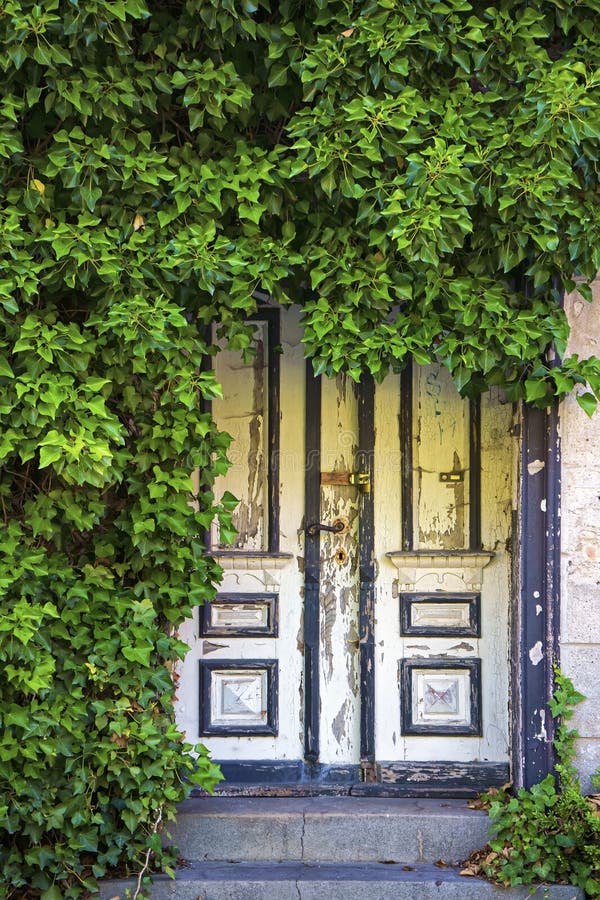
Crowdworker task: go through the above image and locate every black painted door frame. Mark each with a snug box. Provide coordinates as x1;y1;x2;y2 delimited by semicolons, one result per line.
514;402;561;790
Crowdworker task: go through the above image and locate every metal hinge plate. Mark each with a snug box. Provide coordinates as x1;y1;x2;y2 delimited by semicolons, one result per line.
360;760;381;783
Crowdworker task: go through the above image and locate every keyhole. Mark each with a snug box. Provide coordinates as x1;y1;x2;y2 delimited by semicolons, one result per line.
334;547;348;565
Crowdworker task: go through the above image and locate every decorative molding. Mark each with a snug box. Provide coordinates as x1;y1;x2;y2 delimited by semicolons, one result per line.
400;657;482;736
200;593;278;638
210;551;293;571
199;660;278;736
400;592;480;637
386;550;494;591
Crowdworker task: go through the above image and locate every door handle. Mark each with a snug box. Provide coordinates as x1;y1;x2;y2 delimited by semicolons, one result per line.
306;520;345;537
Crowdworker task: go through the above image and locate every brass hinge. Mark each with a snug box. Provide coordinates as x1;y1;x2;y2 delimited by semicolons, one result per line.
360;760;381;783
349;472;371;492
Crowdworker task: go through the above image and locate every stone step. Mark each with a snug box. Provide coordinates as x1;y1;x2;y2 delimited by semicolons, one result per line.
164;797;491;864
98;861;584;899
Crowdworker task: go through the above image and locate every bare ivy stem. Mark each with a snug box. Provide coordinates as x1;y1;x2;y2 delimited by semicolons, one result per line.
132;808;163;900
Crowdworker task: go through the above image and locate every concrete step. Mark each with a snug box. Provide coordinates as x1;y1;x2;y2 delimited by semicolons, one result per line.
165;797;491;864
98;861;584;899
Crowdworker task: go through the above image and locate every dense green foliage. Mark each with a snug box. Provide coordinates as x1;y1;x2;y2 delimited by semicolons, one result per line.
1;0;600;896
475;671;600;896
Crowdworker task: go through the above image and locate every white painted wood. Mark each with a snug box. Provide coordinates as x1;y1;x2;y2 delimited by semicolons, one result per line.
373;374;405;759
318;375;360;763
176;308;306;761
413;364;470;550
477;388;514;763
374;372;513;764
211;322;269;551
178;309;514;774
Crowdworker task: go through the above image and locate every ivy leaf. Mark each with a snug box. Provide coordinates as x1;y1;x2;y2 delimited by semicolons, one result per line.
0;355;14;378
39;445;63;469
40;887;63;900
576;392;597;417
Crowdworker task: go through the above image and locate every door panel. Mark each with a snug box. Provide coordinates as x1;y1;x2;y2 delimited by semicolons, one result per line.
210;321;270;551
411;364;471;550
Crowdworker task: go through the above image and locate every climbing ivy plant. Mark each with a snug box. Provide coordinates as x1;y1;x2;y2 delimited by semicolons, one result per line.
465;670;600;895
1;0;600;896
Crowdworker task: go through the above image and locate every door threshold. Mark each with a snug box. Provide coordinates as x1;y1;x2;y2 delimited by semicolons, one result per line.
197;783;490;799
197;760;509;798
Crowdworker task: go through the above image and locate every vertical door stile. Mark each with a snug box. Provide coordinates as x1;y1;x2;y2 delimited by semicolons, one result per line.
304;362;321;764
358;375;376;772
469;396;482;550
400;365;414;552
318;376;361;766
264;310;281;553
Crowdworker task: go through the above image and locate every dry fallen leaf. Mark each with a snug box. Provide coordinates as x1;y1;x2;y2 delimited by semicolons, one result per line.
110;731;128;749
586;793;600;812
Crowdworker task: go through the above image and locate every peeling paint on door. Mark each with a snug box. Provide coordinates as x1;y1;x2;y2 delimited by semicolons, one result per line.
177;307;514;779
414;365;470;550
211;322;268;550
374;374;513;765
318;374;360;762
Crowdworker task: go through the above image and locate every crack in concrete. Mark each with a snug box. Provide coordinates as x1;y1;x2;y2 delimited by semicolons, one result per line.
300;810;306;860
295;810;307;898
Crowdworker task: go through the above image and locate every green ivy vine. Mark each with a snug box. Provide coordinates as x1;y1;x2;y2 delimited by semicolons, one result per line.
467;670;600;896
1;0;600;896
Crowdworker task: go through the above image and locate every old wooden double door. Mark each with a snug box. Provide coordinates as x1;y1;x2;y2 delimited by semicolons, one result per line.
177;306;515;794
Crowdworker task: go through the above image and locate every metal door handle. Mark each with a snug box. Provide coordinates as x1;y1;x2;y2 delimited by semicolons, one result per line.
306;520;345;536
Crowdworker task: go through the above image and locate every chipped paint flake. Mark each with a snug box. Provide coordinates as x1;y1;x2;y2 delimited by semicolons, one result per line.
202;640;229;654
529;641;544;666
527;459;545;476
533;708;547;742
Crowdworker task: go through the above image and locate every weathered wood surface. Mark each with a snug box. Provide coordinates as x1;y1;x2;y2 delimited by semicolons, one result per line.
178;308;515;787
318;374;360;764
374;372;513;765
211;322;269;551
176;308;306;763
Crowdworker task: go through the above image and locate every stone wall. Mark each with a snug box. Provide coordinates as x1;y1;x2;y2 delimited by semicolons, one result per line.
561;283;600;791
